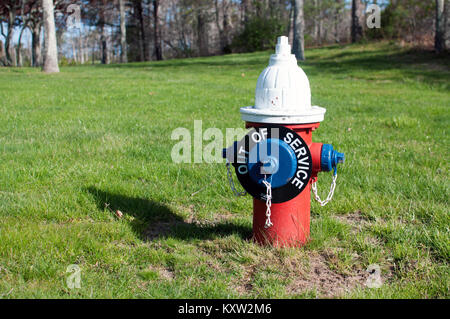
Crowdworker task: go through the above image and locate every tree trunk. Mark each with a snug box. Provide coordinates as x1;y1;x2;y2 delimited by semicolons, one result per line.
79;34;85;64
153;0;162;60
84;36;89;63
334;0;342;43
91;37;96;64
314;0;322;46
119;0;128;62
197;10;209;56
214;0;222;46
5;10;16;66
444;0;450;51
0;40;5;66
215;0;230;53
287;3;293;39
241;0;250;24
135;0;149;61
293;0;305;61
351;0;363;43
222;12;230;52
42;0;59;73
435;0;445;52
222;1;231;52
99;3;109;65
318;16;323;46
100;24;109;64
72;35;78;63
17;25;28;67
31;24;42;67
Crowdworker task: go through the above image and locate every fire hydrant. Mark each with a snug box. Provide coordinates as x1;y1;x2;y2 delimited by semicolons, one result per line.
223;36;344;247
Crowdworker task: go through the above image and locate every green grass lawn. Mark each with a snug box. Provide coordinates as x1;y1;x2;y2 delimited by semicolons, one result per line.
0;42;448;298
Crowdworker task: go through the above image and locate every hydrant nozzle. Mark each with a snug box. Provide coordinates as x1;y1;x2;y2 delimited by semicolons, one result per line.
321;144;345;174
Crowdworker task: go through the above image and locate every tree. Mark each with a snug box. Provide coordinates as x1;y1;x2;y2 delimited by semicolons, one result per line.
16;22;27;67
133;0;149;61
334;0;343;43
293;0;305;61
351;0;363;42
435;0;450;53
14;0;45;67
241;0;250;24
445;0;450;51
196;4;210;56
99;0;109;64
28;0;43;67
380;0;434;46
0;40;4;65
0;1;21;66
82;0;115;64
16;2;28;67
314;0;323;46
119;0;127;62
214;0;231;53
1;0;441;67
42;0;59;72
153;0;162;60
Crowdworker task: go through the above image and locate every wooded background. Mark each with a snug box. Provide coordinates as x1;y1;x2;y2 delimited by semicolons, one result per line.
0;0;448;69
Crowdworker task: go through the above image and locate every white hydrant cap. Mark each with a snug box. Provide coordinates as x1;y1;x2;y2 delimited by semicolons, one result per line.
240;36;326;124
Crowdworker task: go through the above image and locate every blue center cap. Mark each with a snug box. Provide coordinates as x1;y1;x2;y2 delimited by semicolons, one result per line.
248;138;297;188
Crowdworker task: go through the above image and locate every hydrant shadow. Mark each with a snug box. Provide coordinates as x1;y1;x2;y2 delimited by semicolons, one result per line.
86;187;252;242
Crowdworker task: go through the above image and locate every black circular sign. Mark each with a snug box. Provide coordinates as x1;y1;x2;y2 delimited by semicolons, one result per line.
231;125;312;203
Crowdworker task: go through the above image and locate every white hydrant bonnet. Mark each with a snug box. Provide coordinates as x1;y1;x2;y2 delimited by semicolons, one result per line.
240;36;326;124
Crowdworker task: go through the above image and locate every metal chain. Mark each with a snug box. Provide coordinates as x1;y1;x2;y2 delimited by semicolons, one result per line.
311;174;338;206
226;162;246;197
262;176;273;229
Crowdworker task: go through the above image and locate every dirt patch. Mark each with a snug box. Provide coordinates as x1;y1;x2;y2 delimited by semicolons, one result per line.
334;210;369;225
333;210;372;234
231;248;368;298
333;211;386;247
234;265;257;295
184;211;234;226
156;266;175;280
137;265;175;286
287;253;367;297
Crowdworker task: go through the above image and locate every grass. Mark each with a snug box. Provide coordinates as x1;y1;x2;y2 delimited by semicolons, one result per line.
0;42;449;298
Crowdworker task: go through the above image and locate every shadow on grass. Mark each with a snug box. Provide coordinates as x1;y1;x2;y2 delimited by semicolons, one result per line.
304;46;450;89
86;187;251;242
95;43;449;89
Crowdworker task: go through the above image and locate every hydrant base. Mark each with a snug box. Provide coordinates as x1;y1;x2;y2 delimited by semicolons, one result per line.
252;185;311;247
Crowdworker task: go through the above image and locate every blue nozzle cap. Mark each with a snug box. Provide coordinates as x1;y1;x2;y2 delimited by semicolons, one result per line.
336;152;345;164
321;144;345;173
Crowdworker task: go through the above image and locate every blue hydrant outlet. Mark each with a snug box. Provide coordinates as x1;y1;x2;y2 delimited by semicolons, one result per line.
321;144;345;173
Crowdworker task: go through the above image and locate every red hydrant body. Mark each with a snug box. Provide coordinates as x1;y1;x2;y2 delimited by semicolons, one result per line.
247;122;322;247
